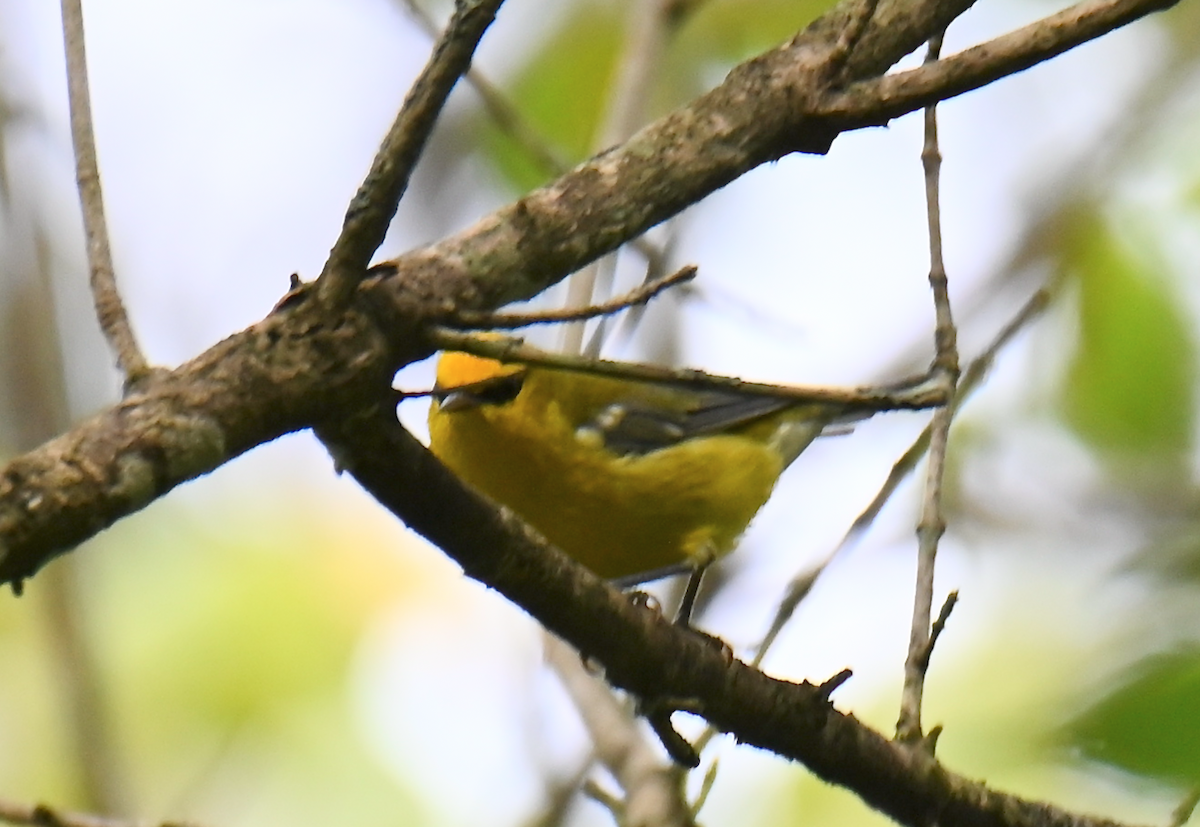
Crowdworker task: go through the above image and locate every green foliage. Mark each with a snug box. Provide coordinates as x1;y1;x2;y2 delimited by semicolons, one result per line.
0;494;429;826
1067;649;1200;786
485;3;625;190
667;0;836;89
484;0;836;191
1061;212;1195;463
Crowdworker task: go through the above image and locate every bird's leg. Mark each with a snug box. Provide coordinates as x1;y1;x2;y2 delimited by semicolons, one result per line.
674;546;715;628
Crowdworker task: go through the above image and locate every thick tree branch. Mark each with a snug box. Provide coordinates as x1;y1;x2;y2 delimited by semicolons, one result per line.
0;290;399;588
819;0;1177;123
371;0;1174;318
315;403;1147;827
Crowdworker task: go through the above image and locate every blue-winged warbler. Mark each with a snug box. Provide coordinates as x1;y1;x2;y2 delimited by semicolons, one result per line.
428;346;850;579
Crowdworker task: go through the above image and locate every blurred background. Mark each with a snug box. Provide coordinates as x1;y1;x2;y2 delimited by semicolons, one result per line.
1;0;1200;824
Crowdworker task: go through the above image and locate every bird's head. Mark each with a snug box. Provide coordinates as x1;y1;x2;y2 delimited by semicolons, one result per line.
433;350;527;412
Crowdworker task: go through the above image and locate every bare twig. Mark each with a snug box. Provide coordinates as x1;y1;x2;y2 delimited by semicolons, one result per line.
316;0;506;308
0;799;200;827
752;278;1057;666
689;758;719;818
581;780;624;818
561;0;680;354
60;0;149;386
818;0;1178;125
544;635;694;827
920;589;959;672
395;0;572;177
450;265;696;329
897;31;959;745
426;329;949;410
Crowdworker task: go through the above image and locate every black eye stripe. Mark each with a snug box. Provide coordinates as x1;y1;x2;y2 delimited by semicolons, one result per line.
435;370;527;406
471;372;526;404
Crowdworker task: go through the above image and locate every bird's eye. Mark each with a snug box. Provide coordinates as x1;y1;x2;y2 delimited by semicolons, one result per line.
469;372;526;404
435;370;526;411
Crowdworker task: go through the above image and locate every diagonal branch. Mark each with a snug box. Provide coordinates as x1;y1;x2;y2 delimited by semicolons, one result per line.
315;403;1150;827
819;0;1178;124
316;0;506;308
374;0;1175;319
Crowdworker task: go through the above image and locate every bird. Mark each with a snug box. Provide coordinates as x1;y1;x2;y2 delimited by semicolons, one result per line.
427;343;854;581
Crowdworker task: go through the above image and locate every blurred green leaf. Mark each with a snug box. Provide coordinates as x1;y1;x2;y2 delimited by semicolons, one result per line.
678;0;829;58
1066;649;1200;785
483;0;835;192
485;2;626;191
1062;213;1195;460
1185;175;1200;212
670;0;836;72
64;493;435;824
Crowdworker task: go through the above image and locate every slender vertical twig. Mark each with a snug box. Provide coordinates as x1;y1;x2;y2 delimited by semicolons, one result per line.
317;0;506;309
751;280;1055;669
897;30;959;744
60;0;149;386
560;0;678;354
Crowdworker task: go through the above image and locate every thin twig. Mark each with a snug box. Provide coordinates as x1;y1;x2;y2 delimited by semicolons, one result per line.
581;780;624;818
561;0;679;354
316;0;506;309
450;265;696;329
817;0;1179;125
395;0;572;177
919;589;959;672
0;799;200;827
751;279;1056;667
426;329;949;411
897;31;958;745
60;0;149;386
689;758;719;819
544;635;693;827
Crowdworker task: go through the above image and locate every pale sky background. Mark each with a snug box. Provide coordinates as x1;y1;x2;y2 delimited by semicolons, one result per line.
0;1;1182;825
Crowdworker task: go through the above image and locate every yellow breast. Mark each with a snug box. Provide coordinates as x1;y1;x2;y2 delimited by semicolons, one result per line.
428;364;784;578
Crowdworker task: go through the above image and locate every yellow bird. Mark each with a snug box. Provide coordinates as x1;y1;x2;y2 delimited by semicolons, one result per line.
428;346;852;580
